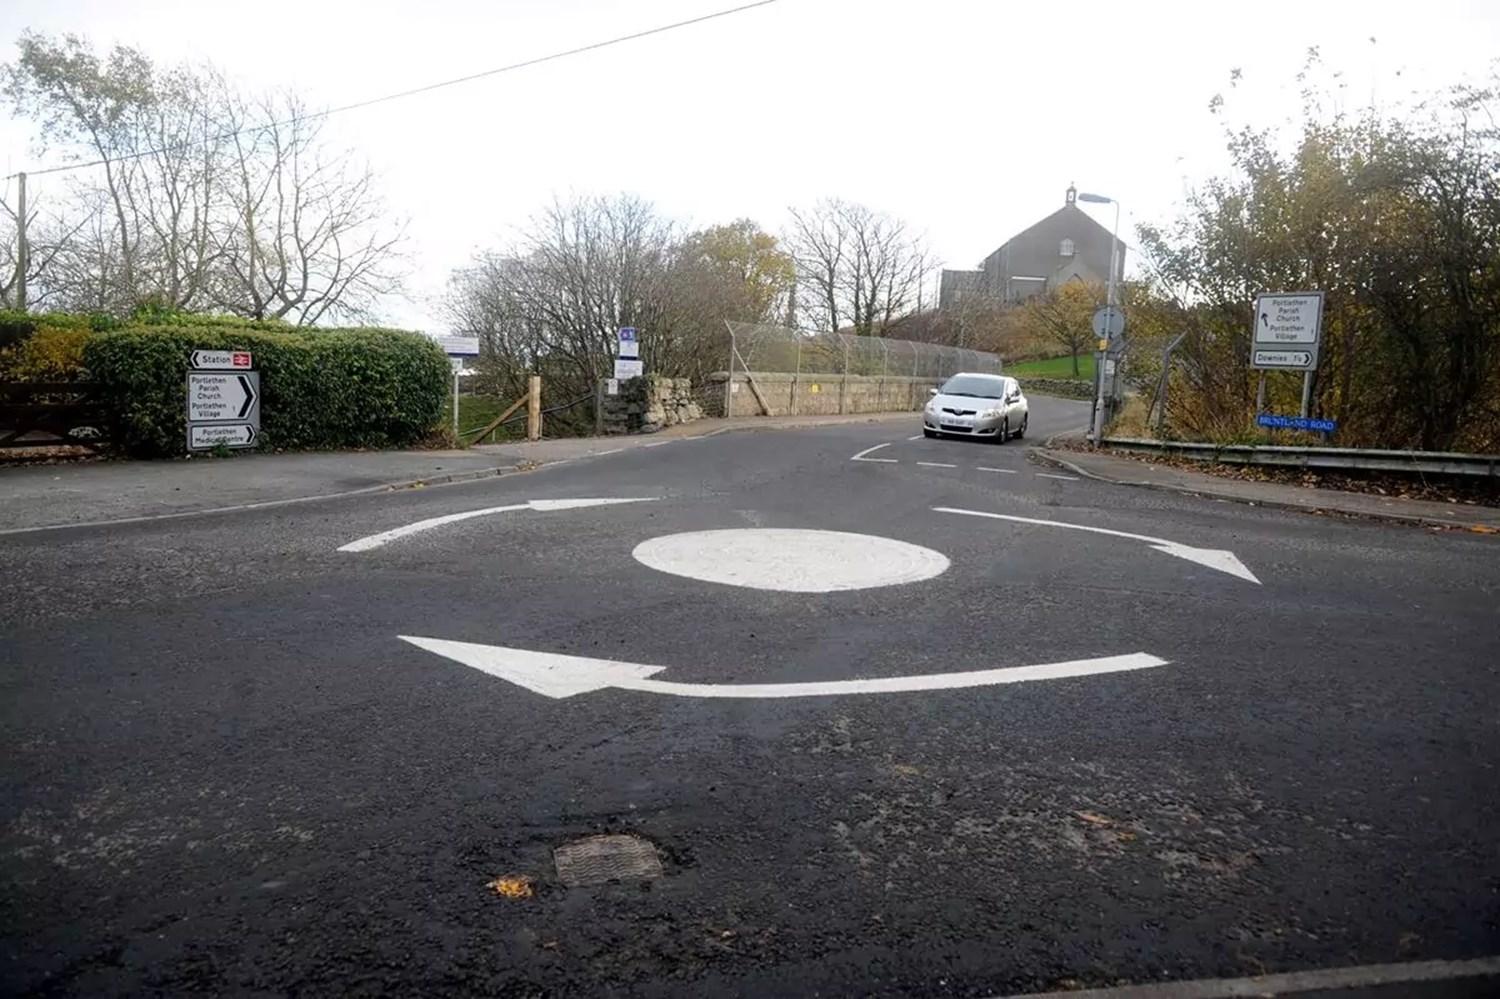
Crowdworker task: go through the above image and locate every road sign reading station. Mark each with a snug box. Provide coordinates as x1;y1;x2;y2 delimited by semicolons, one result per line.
191;350;252;370
1092;306;1126;340
435;335;479;356
189;423;258;448
1251;292;1323;369
614;358;644;380
617;327;640;359
1257;414;1336;432
188;372;259;423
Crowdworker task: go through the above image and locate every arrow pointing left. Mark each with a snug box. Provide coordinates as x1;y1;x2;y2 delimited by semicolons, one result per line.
399;636;1171;700
338;497;656;552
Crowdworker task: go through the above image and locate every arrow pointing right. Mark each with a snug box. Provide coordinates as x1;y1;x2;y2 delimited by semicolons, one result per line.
934;507;1260;584
236;374;257;418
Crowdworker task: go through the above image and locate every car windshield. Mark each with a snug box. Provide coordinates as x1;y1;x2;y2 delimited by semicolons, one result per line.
939;375;1006;399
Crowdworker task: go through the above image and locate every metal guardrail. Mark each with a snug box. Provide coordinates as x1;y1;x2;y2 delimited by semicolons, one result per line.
1102;437;1500;478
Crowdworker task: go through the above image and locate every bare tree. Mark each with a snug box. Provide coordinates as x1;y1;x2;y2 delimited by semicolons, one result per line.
785;198;931;335
3;31;405;322
213;90;404;324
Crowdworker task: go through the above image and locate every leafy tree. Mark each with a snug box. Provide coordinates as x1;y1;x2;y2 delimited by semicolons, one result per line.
1135;56;1500;450
1012;280;1099;376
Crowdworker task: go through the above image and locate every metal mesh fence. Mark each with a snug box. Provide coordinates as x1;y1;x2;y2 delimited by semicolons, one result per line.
716;322;1003;418
725;322;1001;379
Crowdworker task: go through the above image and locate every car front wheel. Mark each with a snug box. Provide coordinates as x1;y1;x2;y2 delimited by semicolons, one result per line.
1013;414;1027;440
993;418;1009;443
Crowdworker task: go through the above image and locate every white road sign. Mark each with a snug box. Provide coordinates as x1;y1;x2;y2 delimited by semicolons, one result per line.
188;423;257;449
1251;292;1323;370
188;371;259;423
435;335;479;356
191;350;253;370
617;327;640;359
614;358;644;380
1252;349;1314;369
1091;306;1126;340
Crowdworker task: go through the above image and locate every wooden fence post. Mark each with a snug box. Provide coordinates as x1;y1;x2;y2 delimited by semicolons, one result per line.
527;375;542;441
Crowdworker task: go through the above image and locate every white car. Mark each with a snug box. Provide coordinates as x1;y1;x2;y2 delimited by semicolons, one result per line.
922;373;1028;442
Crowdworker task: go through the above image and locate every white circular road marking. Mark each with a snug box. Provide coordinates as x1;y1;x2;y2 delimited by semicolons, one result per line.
632;528;949;592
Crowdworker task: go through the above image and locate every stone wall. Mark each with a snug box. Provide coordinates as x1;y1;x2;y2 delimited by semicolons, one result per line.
1018;377;1093;400
598;376;705;434
704;371;943;418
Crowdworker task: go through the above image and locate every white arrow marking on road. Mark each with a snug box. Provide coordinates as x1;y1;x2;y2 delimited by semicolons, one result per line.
850;442;897;463
399;636;1170;700
337;497;655;552
935;506;1261;584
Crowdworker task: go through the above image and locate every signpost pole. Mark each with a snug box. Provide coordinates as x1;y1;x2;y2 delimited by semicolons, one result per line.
1255;372;1266;414
452;366;460;440
1300;370;1313;419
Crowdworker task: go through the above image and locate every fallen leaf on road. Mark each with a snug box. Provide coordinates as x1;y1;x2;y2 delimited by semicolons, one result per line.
1469;525;1498;534
1074;811;1115;827
488;875;534;899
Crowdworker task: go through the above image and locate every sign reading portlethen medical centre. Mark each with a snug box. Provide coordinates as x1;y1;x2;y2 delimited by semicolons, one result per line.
1251;292;1323;371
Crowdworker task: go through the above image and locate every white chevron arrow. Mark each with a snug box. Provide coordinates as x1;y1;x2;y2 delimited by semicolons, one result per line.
934;507;1260;583
399;635;1170;700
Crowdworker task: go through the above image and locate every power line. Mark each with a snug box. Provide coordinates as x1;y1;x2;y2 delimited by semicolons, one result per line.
5;0;780;180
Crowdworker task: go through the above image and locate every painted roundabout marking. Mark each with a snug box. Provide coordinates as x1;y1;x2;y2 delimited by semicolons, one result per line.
343;495;1261;700
631;528;949;593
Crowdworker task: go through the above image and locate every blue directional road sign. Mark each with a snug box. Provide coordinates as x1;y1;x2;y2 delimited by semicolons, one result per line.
1258;414;1336;433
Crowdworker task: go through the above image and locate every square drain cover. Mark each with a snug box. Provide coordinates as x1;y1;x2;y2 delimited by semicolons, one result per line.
553;834;663;887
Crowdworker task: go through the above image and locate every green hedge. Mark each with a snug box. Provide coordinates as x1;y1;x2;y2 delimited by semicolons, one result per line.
82;325;450;456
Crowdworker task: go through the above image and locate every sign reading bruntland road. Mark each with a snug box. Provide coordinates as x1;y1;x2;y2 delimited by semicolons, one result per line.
1251;292;1323;370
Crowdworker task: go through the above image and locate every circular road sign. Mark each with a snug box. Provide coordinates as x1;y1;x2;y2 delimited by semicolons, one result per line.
1092;306;1126;340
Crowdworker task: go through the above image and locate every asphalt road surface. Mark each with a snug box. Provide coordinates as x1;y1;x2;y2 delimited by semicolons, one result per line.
4;396;1498;997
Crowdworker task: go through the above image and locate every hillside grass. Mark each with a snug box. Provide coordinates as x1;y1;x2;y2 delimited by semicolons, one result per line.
1006;353;1094;380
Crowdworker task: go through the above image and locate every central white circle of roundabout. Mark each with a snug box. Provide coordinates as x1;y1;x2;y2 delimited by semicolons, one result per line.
632;528;950;593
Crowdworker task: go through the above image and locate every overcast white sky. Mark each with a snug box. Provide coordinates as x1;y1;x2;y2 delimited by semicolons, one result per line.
3;0;1498;332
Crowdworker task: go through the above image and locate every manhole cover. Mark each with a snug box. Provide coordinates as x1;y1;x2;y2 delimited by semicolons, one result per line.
553;834;663;887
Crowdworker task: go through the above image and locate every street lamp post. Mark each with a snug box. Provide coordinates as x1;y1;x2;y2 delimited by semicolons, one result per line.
1078;192;1120;442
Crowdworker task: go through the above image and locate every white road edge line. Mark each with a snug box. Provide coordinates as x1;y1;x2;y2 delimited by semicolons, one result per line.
997;955;1500;999
399;636;1171;699
337;497;655;552
907;434;924;441
934;506;1261;584
850;442;897;463
643;440;672;447
917;462;958;469
975;466;1017;474
1035;472;1079;481
593;449;623;456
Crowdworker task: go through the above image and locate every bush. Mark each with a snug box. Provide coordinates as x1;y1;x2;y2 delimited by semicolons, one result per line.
0;311;118;381
82;325;450;456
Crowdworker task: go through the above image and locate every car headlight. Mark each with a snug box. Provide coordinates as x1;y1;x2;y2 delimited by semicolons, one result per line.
980;407;1003;419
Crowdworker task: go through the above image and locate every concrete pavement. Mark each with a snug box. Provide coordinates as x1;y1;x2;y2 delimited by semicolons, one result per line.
0;410;922;533
3;394;1498;996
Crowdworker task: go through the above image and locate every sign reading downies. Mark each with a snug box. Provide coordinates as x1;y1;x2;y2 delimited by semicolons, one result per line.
187;351;260;451
1251;292;1323;371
